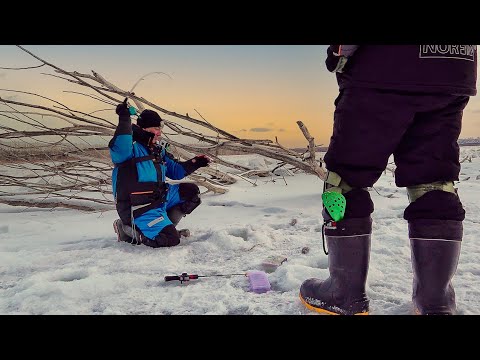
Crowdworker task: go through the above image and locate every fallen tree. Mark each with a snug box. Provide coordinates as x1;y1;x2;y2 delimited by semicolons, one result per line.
0;45;326;211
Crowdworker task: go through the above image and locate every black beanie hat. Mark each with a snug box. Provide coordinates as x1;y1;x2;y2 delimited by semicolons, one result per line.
137;109;163;129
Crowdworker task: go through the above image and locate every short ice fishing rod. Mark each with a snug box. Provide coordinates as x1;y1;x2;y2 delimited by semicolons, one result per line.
165;272;247;284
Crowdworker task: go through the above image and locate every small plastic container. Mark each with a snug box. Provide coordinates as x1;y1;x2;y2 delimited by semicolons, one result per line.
246;270;271;294
260;255;288;273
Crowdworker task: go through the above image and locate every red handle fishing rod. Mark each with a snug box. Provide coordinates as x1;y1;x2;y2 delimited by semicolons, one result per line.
164;272;247;284
165;271;272;293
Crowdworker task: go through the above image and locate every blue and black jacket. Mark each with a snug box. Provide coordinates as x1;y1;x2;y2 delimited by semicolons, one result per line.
108;114;200;225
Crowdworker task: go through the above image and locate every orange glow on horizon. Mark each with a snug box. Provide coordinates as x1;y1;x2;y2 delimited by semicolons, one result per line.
1;45;479;148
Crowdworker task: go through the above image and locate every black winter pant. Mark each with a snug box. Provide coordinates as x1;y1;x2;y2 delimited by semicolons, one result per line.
140;183;201;248
324;88;469;221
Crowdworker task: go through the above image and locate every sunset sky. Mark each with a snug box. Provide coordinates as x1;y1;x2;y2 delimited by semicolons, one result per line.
1;45;479;147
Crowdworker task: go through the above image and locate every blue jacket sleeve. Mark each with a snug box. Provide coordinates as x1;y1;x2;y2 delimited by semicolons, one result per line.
108;114;134;164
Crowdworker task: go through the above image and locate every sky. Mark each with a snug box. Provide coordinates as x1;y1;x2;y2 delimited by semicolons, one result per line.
1;45;479;148
1;148;479;315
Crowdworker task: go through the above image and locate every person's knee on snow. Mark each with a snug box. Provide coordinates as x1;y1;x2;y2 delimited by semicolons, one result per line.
141;224;180;248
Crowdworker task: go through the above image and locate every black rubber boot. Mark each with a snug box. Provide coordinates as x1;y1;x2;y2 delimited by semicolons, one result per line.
409;219;462;315
113;219;143;245
142;224;181;248
299;217;372;315
113;219;133;243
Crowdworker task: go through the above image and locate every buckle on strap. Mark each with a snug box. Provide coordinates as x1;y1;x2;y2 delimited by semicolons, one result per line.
325;171;352;194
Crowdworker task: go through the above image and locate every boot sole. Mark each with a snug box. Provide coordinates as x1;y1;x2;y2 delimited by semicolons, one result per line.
413;306;454;315
299;293;369;316
178;229;190;237
113;221;121;242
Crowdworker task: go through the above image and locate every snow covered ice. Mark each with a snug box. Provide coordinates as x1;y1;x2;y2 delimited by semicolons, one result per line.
1;150;480;315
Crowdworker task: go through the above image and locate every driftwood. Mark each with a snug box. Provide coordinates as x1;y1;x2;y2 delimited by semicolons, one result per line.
0;45;326;211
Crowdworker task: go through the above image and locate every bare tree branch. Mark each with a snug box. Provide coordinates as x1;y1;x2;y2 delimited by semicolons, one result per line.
0;46;329;211
296;121;326;180
0;64;45;70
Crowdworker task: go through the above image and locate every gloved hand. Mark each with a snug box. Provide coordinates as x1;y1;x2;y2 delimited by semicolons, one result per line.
180;154;211;175
192;155;211;168
116;98;130;117
325;45;349;73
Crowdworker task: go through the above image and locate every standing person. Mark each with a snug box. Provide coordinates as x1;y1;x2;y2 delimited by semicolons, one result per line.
300;45;477;315
110;99;211;248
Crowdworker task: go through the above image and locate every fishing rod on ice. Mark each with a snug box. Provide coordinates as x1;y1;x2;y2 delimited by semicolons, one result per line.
165;272;247;284
165;271;272;293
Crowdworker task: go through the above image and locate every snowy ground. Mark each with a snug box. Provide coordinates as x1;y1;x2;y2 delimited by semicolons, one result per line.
1;149;480;315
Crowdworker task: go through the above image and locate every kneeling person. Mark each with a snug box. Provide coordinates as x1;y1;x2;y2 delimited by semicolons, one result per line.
110;99;210;247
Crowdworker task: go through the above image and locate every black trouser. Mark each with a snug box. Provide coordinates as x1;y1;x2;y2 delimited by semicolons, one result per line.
324;88;469;221
141;183;201;248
